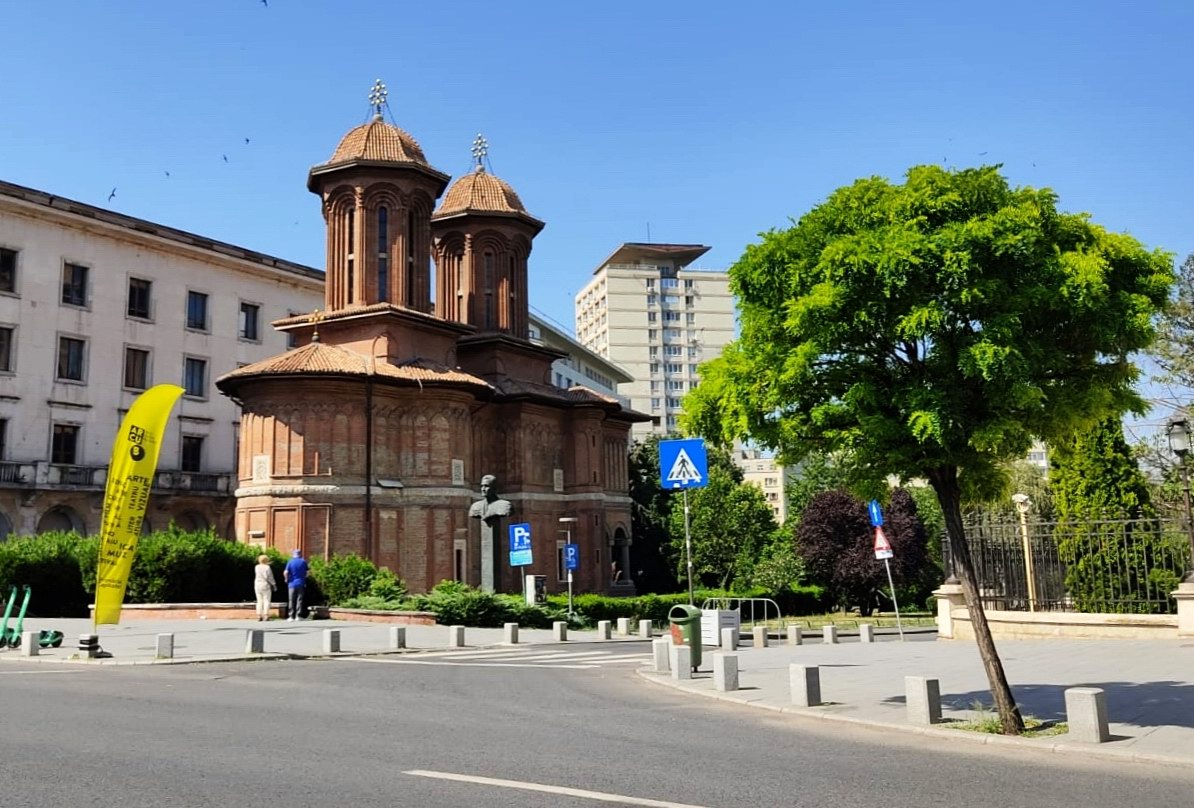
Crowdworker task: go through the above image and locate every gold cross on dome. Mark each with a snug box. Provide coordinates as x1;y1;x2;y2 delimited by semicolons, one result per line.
310;308;325;342
368;79;387;117
471;133;489;170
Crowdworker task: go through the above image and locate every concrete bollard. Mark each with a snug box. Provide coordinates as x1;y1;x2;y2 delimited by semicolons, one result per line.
713;653;739;692
20;631;38;656
787;625;803;646
155;633;174;660
245;629;264;654
905;676;942;725
322;629;341;653
597;620;612;640
504;622;519;644
652;638;671;673
860;624;875;643
721;626;738;652
752;626;769;648
78;634;100;659
790;664;822;707
448;625;465;648
822;625;839;644
552;621;568;641
669;643;693;680
1065;687;1110;743
389;626;406;649
617;617;631;636
639;619;653;639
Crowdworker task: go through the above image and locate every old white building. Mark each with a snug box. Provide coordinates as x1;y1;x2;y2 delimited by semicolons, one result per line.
574;243;734;438
528;310;633;406
0;180;324;539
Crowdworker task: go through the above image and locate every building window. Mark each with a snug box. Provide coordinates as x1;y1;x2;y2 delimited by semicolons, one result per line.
666;328;680;339
686;313;695;324
661;277;679;289
688;347;699;358
183;357;207;398
650;381;660;393
685;295;694;307
664;311;680;322
645;278;655;289
57;336;86;381
667;397;682;408
346;208;356;304
666;345;682;356
647;294;657;306
684;279;694;289
647;329;657;341
181;435;204;472
0;247;17;294
0;417;6;459
689;363;699;374
650;362;659;374
648;312;657;323
127;278;152;319
668;380;684;390
483;252;495;328
287;311;300;349
765;477;778;487
239;302;260;341
665;363;682;374
0;326;12;372
51;424;79;465
651;398;661;410
186;291;209;331
61;263;88;307
649;347;658;359
123;347;150;390
377;206;389;300
406;209;416;304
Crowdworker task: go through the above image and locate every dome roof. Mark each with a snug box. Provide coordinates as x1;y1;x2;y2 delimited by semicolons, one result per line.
435;168;531;218
327;117;429;167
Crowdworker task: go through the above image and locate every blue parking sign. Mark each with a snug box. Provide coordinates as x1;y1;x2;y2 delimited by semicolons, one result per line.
509;523;533;567
563;543;579;571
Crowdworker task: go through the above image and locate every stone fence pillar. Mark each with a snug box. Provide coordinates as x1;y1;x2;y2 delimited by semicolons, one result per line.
933;581;966;639
1175;583;1194;638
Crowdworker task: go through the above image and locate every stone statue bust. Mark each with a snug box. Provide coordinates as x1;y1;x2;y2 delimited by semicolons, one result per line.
469;474;512;523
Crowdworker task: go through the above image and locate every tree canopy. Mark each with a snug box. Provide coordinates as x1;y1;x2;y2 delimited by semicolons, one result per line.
683;164;1174;733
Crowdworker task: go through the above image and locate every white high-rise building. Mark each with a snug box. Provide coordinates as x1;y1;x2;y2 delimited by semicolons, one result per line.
575;243;733;438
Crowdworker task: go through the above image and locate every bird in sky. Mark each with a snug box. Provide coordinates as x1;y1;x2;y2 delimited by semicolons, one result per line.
107;187;116;202
979;151;988;156
261;0;267;6
164;170;170;177
244;137;250;144
223;154;228;163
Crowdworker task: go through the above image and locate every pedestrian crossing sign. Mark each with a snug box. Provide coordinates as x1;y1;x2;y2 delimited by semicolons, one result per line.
658;438;708;490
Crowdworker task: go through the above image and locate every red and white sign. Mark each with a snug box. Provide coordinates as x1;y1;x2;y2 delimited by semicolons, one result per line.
873;526;893;560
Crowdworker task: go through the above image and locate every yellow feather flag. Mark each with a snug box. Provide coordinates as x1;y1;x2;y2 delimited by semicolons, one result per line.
94;384;184;626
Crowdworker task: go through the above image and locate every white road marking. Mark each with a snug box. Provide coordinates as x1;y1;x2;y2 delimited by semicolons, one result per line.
403;769;712;807
453;650;614;662
337;656;594;670
410;647;526;659
586;654;650;664
0;669;87;675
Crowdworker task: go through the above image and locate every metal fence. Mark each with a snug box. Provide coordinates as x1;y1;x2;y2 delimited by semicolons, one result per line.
943;514;1189;615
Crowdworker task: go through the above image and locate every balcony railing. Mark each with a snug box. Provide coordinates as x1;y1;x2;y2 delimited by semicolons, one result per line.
48;464;106;487
0;461;31;484
153;470;232;495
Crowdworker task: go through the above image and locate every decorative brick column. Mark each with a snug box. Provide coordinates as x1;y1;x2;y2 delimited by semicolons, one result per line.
933;581;965;639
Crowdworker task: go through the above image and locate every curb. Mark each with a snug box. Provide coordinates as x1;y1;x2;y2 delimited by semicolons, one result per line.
634;669;1194;771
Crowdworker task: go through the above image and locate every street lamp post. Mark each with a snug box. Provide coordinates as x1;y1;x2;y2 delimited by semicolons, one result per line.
1165;417;1194;584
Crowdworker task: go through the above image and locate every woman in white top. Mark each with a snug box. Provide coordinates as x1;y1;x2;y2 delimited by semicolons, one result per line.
253;555;276;622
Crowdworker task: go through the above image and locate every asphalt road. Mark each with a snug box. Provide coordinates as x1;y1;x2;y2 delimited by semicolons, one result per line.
1;651;1191;807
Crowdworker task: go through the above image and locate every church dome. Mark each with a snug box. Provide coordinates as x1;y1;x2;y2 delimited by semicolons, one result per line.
327;118;429;167
435;168;529;217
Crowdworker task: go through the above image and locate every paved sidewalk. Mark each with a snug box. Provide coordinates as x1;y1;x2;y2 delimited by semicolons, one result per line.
640;634;1194;769
0;617;640;664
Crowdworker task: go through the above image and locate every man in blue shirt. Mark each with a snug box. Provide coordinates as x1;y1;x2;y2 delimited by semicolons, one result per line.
284;549;310;621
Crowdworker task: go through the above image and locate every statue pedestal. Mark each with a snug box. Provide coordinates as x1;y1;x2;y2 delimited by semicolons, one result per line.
608;580;637;598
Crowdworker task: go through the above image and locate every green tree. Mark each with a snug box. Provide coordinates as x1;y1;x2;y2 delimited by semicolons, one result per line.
667;447;778;591
628;437;680;593
683;165;1173;733
1050;418;1182;612
785;451;851;525
1150;252;1194;388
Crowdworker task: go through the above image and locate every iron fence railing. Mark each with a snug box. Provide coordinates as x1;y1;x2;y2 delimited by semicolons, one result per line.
944;515;1189;615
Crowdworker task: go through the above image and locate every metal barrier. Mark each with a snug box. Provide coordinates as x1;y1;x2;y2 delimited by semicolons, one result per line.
700;597;782;631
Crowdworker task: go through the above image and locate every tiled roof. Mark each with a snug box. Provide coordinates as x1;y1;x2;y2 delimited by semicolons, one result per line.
327;119;429;167
216;342;491;389
435;169;529;217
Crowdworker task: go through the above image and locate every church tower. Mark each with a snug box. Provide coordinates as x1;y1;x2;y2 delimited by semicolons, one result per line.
431;134;544;338
307;80;450;313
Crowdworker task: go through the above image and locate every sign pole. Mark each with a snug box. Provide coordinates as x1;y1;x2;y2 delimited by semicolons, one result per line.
566;524;573;617
883;558;905;640
682;486;694;606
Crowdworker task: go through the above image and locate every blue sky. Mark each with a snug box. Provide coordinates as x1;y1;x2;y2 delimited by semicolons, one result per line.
3;1;1191;423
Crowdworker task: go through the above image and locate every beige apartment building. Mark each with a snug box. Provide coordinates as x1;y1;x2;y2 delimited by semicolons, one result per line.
734;447;791;524
574;243;734;439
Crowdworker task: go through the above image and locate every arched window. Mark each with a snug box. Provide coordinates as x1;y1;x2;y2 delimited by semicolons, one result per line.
346;208;356;304
377;206;389;301
483;252;495;329
406;209;416;304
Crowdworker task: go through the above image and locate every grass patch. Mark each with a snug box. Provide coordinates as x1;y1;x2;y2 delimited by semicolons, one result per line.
754;612;937;630
946;701;1068;738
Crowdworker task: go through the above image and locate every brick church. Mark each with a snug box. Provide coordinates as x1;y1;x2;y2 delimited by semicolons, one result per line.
216;83;646;595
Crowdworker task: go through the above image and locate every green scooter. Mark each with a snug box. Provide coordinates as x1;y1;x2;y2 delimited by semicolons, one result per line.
0;587;64;649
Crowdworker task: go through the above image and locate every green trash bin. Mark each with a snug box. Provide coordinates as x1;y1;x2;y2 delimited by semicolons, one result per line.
668;604;702;671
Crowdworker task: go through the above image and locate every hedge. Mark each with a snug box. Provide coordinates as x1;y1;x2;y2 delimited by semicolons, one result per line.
546;584;829;627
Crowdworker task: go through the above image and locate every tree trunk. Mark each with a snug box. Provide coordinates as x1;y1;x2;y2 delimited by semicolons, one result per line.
928;466;1025;735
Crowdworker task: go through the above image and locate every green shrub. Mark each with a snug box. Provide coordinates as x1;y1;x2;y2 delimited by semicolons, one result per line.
410;580;570;627
0;532;94;617
369;568;408;601
308;554;379;605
